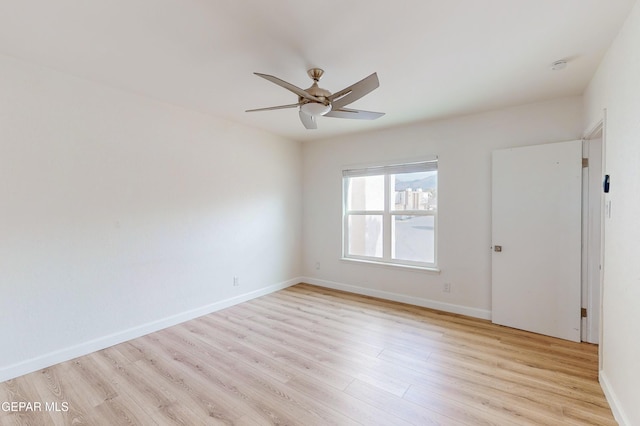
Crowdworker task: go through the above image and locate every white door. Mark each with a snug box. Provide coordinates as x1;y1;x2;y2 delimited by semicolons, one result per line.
492;140;582;342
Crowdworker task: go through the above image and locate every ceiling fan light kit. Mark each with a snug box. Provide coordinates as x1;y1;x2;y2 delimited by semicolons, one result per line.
246;67;385;129
300;102;331;116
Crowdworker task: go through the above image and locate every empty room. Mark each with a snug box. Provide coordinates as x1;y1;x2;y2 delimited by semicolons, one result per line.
1;1;639;425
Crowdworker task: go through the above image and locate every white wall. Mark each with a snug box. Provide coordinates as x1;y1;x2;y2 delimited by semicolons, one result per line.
584;1;640;424
0;54;302;381
302;97;583;317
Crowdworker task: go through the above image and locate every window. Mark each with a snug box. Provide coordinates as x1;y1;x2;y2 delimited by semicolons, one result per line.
342;159;438;269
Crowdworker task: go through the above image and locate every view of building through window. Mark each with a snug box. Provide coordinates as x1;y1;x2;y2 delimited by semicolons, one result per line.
392;171;437;263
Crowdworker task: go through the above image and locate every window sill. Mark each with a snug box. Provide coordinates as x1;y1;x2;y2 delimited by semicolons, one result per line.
340;257;441;273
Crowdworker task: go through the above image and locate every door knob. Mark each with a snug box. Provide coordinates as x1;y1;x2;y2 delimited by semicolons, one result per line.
494;245;502;252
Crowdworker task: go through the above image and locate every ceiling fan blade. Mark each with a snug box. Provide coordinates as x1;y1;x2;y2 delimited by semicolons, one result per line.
299;110;317;129
324;108;385;120
328;73;380;111
245;103;300;113
254;73;323;103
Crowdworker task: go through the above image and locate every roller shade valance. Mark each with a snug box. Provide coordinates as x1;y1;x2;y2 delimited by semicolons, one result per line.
343;159;437;178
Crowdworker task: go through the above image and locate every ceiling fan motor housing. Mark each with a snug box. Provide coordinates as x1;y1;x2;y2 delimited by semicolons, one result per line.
300;85;331;104
303;69;331;106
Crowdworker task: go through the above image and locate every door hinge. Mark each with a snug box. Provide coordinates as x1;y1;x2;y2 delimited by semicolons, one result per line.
581;308;587;318
582;158;589;168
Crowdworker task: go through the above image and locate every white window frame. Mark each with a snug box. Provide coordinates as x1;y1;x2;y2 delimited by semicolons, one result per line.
342;158;438;270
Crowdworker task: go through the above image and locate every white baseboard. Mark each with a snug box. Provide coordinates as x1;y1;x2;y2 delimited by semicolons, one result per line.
600;370;631;426
0;278;301;383
302;277;491;320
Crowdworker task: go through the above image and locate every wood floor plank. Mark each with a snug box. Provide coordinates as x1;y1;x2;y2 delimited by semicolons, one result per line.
0;283;616;425
196;315;356;391
210;310;413;397
153;324;361;425
344;378;467;425
133;333;273;424
85;395;156;426
230;302;385;359
90;345;203;425
285;376;414;426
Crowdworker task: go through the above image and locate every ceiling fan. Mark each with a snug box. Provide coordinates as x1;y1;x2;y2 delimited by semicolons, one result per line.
246;68;385;129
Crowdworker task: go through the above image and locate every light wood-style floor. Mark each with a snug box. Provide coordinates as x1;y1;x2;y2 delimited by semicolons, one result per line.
0;283;615;425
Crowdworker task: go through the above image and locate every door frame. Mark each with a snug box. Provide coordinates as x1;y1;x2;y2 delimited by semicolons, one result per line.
581;127;603;344
582;114;606;367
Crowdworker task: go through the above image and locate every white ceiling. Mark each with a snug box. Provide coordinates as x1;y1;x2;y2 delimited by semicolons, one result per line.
0;0;636;142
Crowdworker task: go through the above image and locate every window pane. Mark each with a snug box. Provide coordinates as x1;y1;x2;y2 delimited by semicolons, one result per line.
392;171;437;211
347;175;384;211
347;215;383;258
392;215;435;263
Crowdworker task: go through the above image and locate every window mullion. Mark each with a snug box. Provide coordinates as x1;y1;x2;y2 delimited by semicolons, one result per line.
383;174;392;261
346;210;384;215
389;210;436;216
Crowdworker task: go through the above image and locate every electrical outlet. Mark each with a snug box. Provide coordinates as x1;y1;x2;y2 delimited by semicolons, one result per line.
443;282;451;293
233;276;239;287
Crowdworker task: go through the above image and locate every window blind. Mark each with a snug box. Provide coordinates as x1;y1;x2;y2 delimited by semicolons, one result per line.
342;159;437;178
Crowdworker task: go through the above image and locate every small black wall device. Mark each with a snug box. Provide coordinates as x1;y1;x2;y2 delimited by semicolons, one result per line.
604;175;610;193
